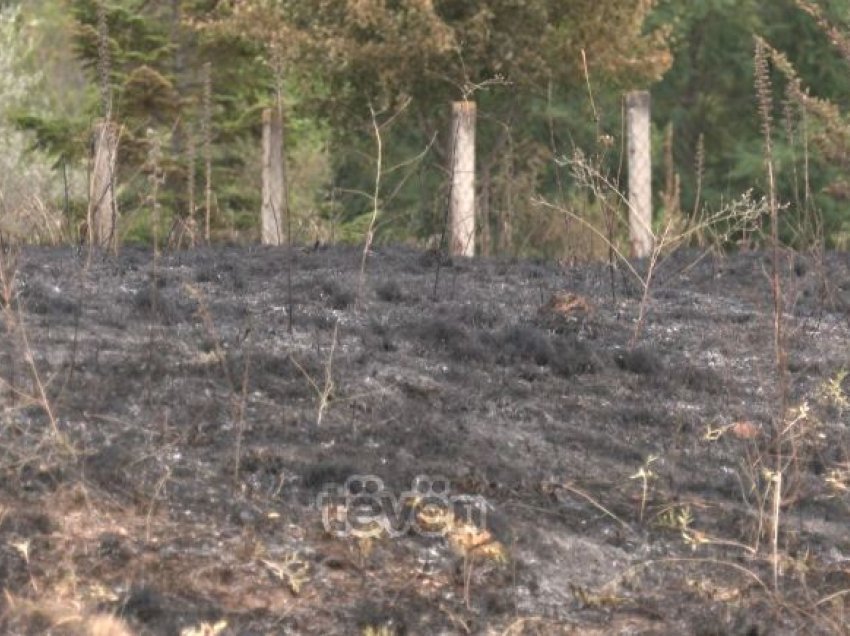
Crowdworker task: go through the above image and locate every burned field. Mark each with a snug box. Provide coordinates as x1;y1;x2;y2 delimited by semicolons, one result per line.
0;244;849;635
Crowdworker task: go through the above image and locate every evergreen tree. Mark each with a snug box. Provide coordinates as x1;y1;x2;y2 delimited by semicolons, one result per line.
651;0;850;246
18;0;287;242
214;0;671;251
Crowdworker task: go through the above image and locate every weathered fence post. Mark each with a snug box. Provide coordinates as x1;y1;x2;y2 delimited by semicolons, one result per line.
88;119;119;250
626;90;653;258
186;126;197;247
450;100;476;258
261;107;285;245
201;61;213;244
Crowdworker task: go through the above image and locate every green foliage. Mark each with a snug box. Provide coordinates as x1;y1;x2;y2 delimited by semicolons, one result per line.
10;0;330;243
14;113;89;166
7;0;850;252
228;0;670;252
652;0;850;248
0;2;82;240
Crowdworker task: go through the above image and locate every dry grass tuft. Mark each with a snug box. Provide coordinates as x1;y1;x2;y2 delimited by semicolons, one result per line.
1;594;134;636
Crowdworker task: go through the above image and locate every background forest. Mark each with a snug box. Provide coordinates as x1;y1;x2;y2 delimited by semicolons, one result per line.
1;0;850;256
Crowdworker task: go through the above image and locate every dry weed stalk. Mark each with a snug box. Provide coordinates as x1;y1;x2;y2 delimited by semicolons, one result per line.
232;337;251;484
660;123;683;232
0;193;64;246
692;134;705;235
145;464;172;542
0;239;73;456
356;97;419;306
146;129;165;257
167;215;198;251
290;322;338;426
183;284;252;484
629;454;657;523
96;0;112;118
184;284;230;381
357;103;386;306
755;35;787;592
201;62;213;243
186;122;197;246
540;479;632;532
0;236;17;310
795;0;850;64
533;177;762;345
143;169;164;406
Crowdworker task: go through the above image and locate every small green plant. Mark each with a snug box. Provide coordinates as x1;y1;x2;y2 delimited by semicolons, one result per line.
824;463;850;495
180;620;228;636
261;553;311;595
818;369;848;413
655;504;693;533
630;454;658;523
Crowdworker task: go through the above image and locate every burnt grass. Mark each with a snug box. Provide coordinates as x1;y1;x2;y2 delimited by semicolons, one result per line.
0;244;849;635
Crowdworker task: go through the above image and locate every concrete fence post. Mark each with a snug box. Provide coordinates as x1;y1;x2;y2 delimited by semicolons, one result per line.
88;119;119;250
261;107;285;245
450;100;476;258
626;90;653;258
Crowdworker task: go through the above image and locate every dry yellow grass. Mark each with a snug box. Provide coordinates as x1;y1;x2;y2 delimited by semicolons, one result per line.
2;594;134;636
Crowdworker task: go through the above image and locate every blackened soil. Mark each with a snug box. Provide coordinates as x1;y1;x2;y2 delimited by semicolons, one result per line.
0;244;849;635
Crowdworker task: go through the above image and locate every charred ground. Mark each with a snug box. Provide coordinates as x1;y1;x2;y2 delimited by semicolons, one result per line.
0;244;849;635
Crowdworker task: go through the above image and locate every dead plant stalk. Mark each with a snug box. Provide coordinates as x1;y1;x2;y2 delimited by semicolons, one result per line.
357;97;414;305
357;103;384;305
183;284;252;484
290;322;338;427
0;242;70;452
532;188;761;346
755;36;787;592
